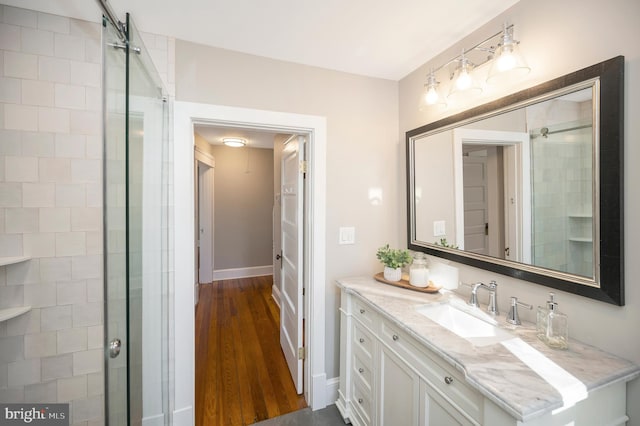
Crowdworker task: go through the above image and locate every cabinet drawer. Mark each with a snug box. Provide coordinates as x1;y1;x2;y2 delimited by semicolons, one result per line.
353;297;376;329
380;319;482;423
352;321;375;361
352;347;373;392
351;375;373;425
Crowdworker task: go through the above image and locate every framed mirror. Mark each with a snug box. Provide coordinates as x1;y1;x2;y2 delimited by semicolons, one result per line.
406;56;624;305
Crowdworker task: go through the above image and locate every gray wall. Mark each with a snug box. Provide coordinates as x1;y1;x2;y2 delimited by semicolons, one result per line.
399;0;640;422
209;144;274;270
176;41;401;379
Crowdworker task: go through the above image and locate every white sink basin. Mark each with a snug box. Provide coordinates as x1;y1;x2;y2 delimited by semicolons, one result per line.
416;300;514;347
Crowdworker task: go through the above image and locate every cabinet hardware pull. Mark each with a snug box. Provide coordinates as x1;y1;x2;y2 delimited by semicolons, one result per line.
360;309;365;314
392;334;399;341
358;368;364;373
359;338;365;343
358;398;363;404
444;376;453;385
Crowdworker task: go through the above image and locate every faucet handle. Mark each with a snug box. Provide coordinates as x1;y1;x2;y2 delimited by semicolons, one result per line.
506;296;532;325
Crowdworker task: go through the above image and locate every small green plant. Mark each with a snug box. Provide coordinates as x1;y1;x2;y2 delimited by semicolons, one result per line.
376;244;412;269
434;238;458;249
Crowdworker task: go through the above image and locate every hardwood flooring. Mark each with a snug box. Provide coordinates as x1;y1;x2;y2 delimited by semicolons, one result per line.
195;275;307;426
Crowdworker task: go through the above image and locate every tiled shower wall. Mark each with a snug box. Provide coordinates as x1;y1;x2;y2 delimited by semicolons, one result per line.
0;5;175;425
527;98;592;275
0;5;104;425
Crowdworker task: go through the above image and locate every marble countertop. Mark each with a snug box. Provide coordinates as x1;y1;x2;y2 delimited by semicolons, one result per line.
336;276;640;422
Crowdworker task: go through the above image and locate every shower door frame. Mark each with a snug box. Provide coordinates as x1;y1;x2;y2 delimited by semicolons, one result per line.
102;12;172;426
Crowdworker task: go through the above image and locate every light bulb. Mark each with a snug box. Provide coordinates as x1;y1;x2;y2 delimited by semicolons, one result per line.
495;44;517;72
456;68;472;90
425;86;439;105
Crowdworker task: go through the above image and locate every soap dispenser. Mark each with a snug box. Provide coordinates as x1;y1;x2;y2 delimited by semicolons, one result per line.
537;292;568;349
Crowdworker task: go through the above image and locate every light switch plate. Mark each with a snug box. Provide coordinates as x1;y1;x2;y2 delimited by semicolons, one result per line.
433;220;446;237
339;227;355;245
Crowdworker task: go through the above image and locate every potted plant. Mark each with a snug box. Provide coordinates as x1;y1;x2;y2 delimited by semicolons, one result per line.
376;244;412;282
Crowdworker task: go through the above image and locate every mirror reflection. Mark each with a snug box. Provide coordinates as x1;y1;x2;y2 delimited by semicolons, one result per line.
408;56;624;305
413;85;595;279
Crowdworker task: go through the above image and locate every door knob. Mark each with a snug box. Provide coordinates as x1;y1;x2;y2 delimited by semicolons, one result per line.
109;338;122;358
276;254;282;260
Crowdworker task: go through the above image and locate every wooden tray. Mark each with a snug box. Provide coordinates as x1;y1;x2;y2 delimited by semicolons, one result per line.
374;272;441;293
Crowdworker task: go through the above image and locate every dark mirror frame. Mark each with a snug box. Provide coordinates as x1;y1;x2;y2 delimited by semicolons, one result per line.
406;56;624;306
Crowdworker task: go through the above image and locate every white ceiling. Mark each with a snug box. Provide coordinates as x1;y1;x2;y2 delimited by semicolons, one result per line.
10;0;519;80
194;125;284;149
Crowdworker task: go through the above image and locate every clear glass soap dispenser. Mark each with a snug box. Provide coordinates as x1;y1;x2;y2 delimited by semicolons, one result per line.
537;292;568;349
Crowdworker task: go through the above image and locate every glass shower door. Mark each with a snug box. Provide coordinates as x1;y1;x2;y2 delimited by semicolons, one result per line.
103;14;172;426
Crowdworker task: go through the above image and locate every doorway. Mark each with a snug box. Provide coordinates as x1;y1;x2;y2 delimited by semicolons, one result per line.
453;128;531;264
192;127;306;412
173;102;327;422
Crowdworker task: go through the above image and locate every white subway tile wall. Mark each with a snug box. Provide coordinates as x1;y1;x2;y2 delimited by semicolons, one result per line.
0;5;174;425
0;5;104;425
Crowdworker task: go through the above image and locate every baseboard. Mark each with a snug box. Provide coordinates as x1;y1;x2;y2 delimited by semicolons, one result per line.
213;265;273;280
325;376;340;406
141;413;165;426
271;283;281;309
172;406;192;425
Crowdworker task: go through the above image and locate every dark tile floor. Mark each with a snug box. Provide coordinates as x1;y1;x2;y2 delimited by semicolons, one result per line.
250;405;347;426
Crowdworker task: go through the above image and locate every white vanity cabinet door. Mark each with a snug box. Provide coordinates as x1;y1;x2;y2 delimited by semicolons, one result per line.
378;344;419;426
419;380;476;426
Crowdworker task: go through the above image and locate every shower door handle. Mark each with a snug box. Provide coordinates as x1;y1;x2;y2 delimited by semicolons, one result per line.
109;338;122;358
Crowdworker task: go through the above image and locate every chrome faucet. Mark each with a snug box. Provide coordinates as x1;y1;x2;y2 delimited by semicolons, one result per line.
468;280;499;315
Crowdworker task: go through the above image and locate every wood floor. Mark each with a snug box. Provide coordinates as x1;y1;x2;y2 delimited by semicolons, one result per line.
195;275;307;425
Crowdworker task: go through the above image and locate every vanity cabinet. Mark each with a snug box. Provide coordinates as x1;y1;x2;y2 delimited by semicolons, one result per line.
337;290;481;426
336;283;637;426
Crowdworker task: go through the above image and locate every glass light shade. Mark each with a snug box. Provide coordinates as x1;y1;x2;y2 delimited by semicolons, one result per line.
486;37;530;84
419;73;446;110
222;137;246;147
447;59;482;99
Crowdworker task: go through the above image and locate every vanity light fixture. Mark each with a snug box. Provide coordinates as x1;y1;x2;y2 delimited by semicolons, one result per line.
222;137;246;147
486;23;530;84
419;23;529;110
419;69;447;110
447;50;483;99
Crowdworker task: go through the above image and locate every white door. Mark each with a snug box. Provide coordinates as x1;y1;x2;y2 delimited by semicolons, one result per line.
280;135;304;393
463;154;489;255
198;161;214;284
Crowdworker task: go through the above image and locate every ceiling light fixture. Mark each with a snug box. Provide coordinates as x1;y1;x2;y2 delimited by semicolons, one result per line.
222;137;246;148
419;23;529;110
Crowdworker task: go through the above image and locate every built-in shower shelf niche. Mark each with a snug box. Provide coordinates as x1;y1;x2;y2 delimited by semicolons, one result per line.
568;214;593;277
0;306;32;322
0;256;33;322
0;256;31;267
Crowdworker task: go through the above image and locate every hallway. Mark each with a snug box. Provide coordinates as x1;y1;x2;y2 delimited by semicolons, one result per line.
195;276;307;425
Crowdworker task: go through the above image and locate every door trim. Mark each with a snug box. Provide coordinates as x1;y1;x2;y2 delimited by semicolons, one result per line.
173;102;327;422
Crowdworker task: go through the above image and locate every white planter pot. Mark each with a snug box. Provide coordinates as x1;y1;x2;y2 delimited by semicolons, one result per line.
383;266;402;282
